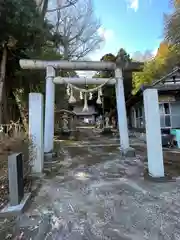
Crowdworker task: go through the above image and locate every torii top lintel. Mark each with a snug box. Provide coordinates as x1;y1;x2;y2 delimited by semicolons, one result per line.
19;59;143;71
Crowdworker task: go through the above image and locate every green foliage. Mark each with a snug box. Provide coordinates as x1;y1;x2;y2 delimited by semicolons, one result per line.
173;0;180;7
93;49;132;111
165;0;180;45
0;0;56;122
164;3;180;68
100;53;116;62
165;44;180;68
0;0;51;52
0;0;104;122
132;57;167;94
116;48;132;68
132;2;180;95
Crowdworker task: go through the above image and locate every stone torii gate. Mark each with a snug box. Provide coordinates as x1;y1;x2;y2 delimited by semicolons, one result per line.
20;59;165;178
20;59;130;151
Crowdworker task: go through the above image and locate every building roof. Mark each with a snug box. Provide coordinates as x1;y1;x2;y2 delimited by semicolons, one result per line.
151;67;180;87
144;67;180;91
126;67;180;108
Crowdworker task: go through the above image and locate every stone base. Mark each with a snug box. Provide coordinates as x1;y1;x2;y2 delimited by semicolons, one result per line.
44;151;57;157
44;160;59;170
61;130;71;136
44;152;58;170
144;171;174;182
145;174;174;182
60;131;72;140
30;172;45;179
0;193;31;218
101;128;112;135
44;152;57;162
121;147;136;157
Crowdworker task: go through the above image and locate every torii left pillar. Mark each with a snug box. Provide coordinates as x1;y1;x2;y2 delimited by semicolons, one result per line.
44;66;55;153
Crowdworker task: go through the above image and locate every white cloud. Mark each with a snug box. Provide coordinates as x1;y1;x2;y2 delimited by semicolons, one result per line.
132;50;153;62
125;0;152;12
97;27;114;41
89;27;115;60
126;0;139;12
152;47;158;56
89;49;106;61
131;47;159;62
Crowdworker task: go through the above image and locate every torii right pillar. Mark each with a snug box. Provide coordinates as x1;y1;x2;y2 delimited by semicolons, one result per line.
143;88;164;177
115;68;135;157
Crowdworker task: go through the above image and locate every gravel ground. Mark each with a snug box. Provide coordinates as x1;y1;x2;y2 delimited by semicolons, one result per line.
2;129;180;240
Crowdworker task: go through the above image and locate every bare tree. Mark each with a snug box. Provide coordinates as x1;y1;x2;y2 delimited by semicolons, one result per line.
35;0;78;17
35;0;48;16
47;0;103;59
47;0;78;12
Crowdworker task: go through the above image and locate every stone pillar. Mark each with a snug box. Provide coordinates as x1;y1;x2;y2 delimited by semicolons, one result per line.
143;88;164;177
44;66;55;153
29;93;44;173
115;68;129;149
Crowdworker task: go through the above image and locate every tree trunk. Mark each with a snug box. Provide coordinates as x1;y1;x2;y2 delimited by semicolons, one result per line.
0;46;7;124
3;82;9;123
64;45;69;60
35;0;48;18
13;92;28;132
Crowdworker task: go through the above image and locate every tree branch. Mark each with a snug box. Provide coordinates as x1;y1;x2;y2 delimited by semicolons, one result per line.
47;0;78;13
49;0;103;60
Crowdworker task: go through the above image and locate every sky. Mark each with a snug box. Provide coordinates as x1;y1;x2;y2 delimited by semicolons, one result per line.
89;0;171;61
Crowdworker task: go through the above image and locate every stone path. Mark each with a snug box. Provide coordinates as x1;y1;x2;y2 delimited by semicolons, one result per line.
3;129;180;239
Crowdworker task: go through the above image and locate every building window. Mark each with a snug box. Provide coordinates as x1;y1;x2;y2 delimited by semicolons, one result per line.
159;103;171;128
